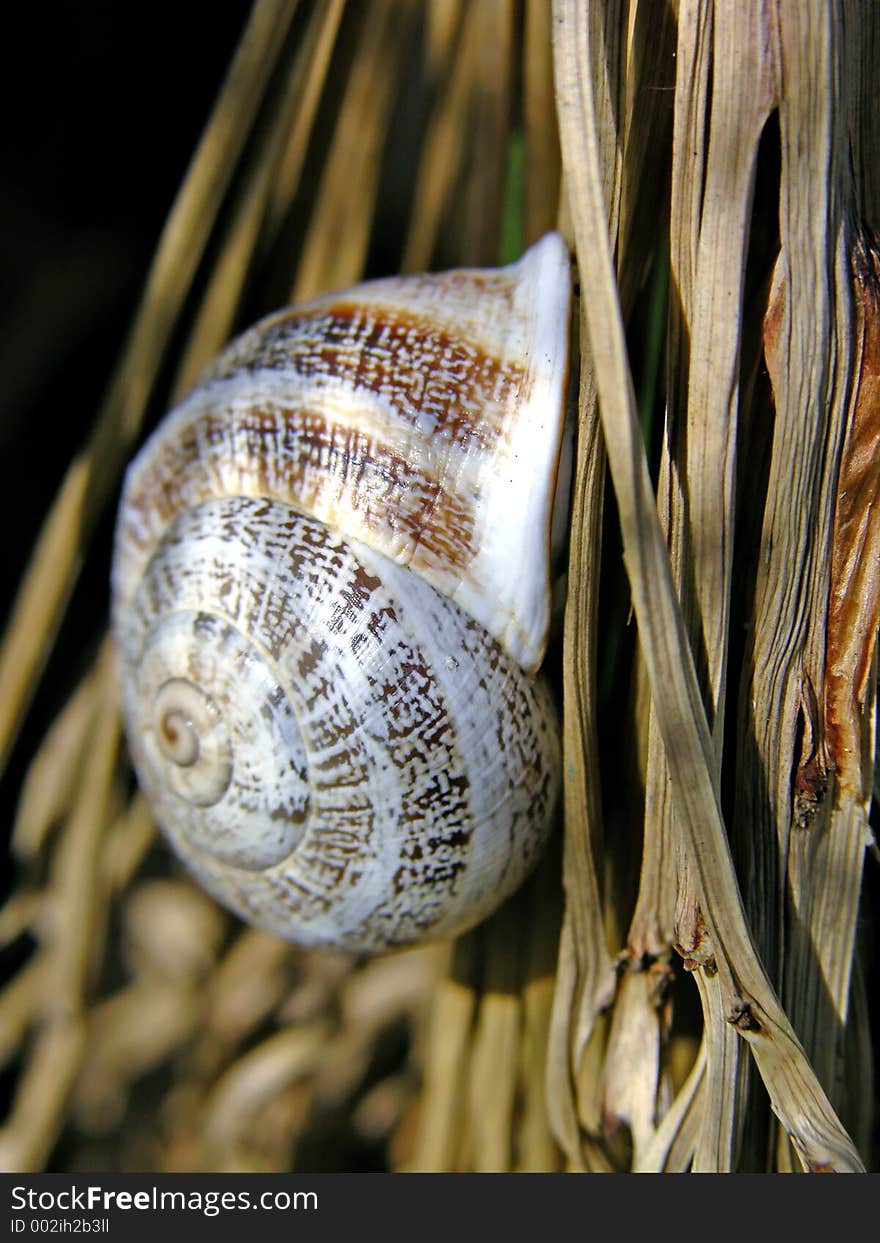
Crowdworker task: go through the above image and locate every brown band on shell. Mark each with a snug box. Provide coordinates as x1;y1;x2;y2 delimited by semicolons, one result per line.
212;302;529;452
116;389;487;610
111;236;569;951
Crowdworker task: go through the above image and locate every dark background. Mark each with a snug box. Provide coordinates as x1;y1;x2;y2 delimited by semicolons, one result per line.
0;3;253;833
0;2;254;611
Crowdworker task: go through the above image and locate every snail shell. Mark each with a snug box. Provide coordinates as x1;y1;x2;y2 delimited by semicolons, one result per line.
112;232;571;952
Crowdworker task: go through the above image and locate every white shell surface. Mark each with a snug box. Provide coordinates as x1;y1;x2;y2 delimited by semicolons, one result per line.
118;496;560;951
113;232;571;673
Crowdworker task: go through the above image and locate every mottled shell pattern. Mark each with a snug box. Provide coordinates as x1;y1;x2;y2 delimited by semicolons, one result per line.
112;232;571;952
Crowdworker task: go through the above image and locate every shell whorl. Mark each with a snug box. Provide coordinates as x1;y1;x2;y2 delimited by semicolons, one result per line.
112;233;570;952
113;231;571;674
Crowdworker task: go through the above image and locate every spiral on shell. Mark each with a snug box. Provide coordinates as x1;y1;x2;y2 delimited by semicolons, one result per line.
112;232;571;952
